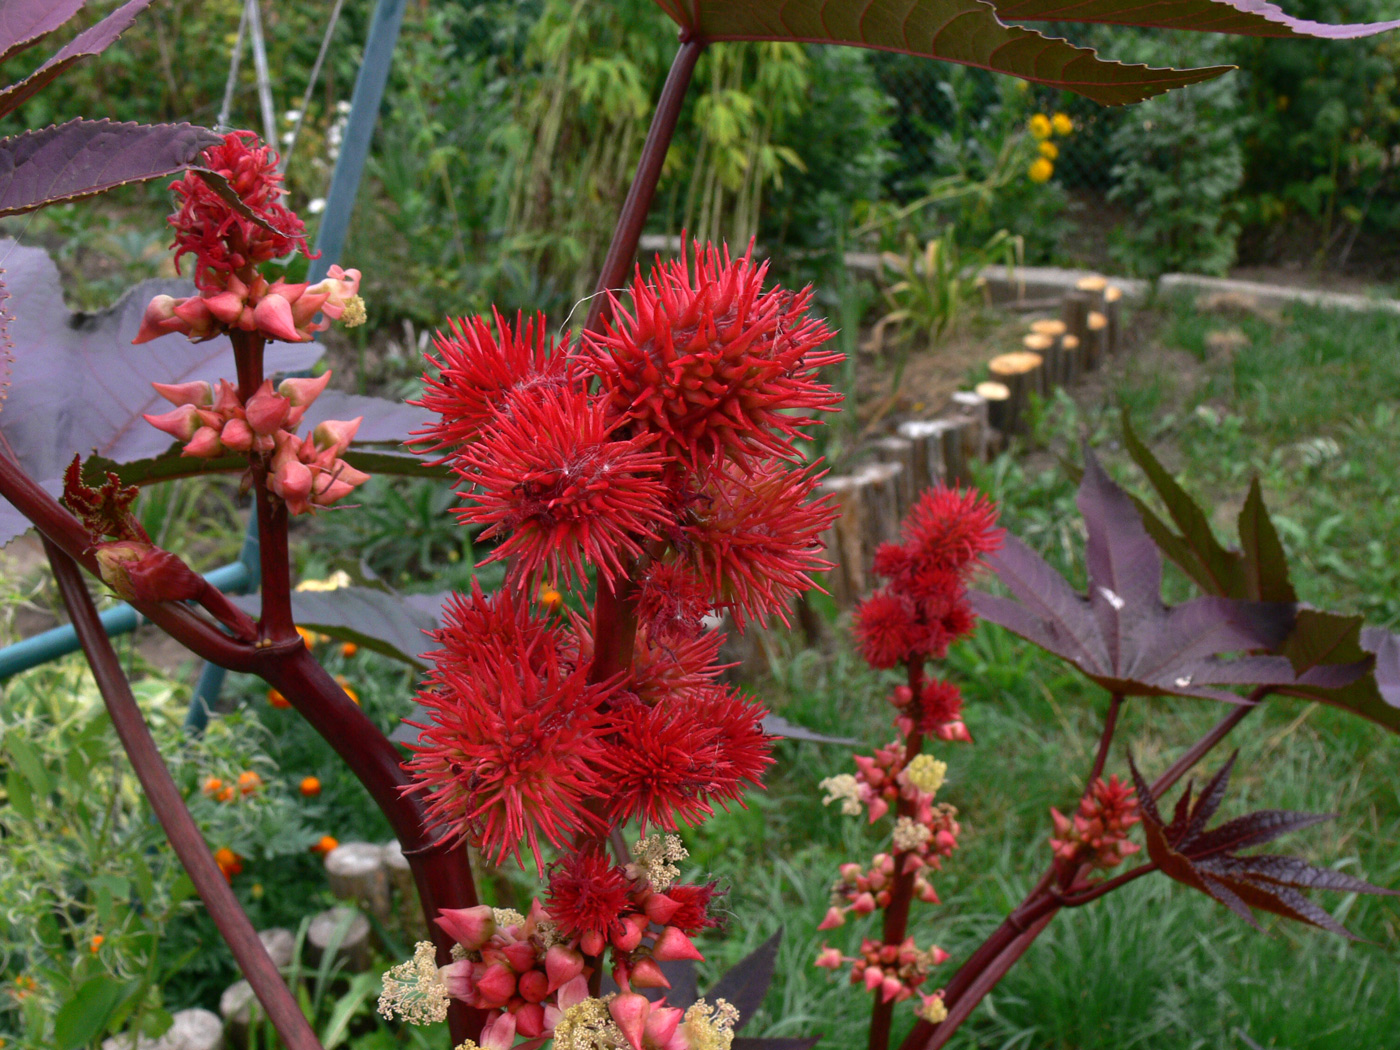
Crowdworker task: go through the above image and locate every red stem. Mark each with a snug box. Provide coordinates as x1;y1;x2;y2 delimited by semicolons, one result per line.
1086;693;1123;788
583;35;705;334
43;537;326;1050
868;660;926;1050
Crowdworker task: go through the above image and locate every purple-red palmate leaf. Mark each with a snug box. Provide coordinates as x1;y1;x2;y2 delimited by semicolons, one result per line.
1128;752;1397;938
0;119;222;218
703;927;782;1030
970;446;1301;701
1119;415;1399;732
993;0;1400;38
0;0;86;65
0;0;154;119
652;0;1231;105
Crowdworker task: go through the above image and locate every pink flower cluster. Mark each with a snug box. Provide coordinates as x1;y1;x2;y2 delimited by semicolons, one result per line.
142;373;367;514
1050;774;1142;884
816;936;950;1010
133;266;363;346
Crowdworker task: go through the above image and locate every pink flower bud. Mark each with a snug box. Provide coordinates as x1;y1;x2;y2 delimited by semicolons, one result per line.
929;945;950;965
544;944;585;993
152;380;213;407
213;379;242;415
144;404;202;442
132;295;180;344
502;939;538;973
643;1004;683;1048
171;296;218;339
435;905;497;952
580;929;605;957
439;959;473;1001
312;416;362;457
270;457;313;513
881;976;904;1003
203;289;246;326
555;974;590;1012
851;892;877;916
514;1002;546;1038
643;892;681;925
890;685;913;707
183;426;224;459
517;970;548;1003
95;542;203;604
863;966;885;993
244;380;291;435
253;292;305;343
220;417;254;452
628;957;670;990
867;797;889;823
650;926;704;963
473;963;516;1009
817;906;846;931
610;913;647;953
815;946;844;970
935;721;973;743
278;371;331;408
478;1011;516;1050
608;992;650;1050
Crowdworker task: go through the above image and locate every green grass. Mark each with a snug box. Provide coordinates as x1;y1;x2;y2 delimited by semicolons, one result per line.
696;296;1400;1050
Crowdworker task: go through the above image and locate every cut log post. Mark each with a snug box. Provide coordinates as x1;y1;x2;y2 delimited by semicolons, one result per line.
258;927;295;971
895;420;948;491
975;381;1011;439
1029;319;1068;388
854;461;903;552
986;351;1043;435
1061;334;1081;386
1062;290;1094;375
938;416;975;486
382;840;426;937
1104;285;1123;354
868;435;919;512
949;389;989;462
104;1008;224;1050
306;906;373;973
817;475;866;607
1086;311;1109;371
1022;334;1055;397
219;981;256;1049
325;841;390;923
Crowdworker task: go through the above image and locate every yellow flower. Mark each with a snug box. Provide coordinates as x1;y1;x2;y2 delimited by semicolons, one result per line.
1028;114;1052;140
1028;157;1054;183
1038;140;1059;160
1052;112;1074;136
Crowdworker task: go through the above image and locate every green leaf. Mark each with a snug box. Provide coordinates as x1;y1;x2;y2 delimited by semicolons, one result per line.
655;0;1235;104
322;972;382;1049
6;735;52;798
54;975;130;1050
6;769;35;819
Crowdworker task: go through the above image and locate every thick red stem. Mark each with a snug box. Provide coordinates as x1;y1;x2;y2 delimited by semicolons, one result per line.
583;36;705;334
868;660;926;1050
44;537;326;1050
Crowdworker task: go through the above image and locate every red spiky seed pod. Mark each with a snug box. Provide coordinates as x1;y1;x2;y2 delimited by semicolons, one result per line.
454;386;672;591
545;848;636;942
583;240;843;469
901;485;1003;574
411;310;570;458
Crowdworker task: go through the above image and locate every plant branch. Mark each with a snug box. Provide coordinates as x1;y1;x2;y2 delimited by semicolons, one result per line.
868;660;926;1050
1086;692;1124;788
583;35;705;334
1150;690;1265;800
43;536;326;1050
1059;862;1158;908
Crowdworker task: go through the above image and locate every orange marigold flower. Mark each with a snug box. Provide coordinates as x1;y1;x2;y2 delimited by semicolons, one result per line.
334;675;359;705
216;785;235;803
267;688;291;709
237;771;262;796
311;835;339;855
202;776;224;796
296;626;317;648
214;847;243;880
583;239;842;469
88;935;104;953
300;776;322;797
340;642;359;658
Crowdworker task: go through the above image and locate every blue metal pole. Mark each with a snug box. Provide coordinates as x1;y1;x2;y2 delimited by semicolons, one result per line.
181;0;409;727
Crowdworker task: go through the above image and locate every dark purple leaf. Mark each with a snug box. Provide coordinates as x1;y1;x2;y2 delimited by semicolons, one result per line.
1188;810;1333;858
1274;623;1398;735
1130;753;1389;938
1281;609;1364;676
972;447;1297;702
0;241;319;544
0;0;155;119
991;0;1400;38
652;0;1233;105
761;715;859;746
229;586;440;669
1361;627;1400;708
0;0;86;64
1237;479;1296;603
0;119;221;217
705;929;783;1031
